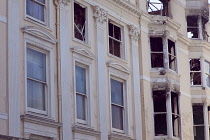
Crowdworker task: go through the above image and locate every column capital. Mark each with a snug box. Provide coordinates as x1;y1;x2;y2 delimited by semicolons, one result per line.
129;25;140;42
93;6;107;25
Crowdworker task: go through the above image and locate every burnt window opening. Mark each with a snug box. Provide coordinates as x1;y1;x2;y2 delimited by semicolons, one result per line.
109;22;122;58
153;91;180;137
147;0;170;16
189;59;201;85
150;37;177;71
74;3;86;42
187;16;209;40
150;37;164;68
168;40;176;71
193;105;205;140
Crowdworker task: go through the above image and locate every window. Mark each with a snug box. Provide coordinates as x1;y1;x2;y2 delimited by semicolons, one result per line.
153;91;180;138
187;16;208;40
108;22;123;58
75;64;88;122
147;0;169;16
193;105;205;140
26;0;46;23
27;47;47;112
110;78;124;131
204;61;210;87
74;2;87;42
189;59;201;86
150;37;177;71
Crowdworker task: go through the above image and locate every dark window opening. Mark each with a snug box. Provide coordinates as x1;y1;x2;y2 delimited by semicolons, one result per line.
147;0;170;16
171;92;180;137
168;40;176;71
74;3;86;42
190;59;201;85
109;22;122;58
193;105;205;140
153;91;167;136
150;37;164;68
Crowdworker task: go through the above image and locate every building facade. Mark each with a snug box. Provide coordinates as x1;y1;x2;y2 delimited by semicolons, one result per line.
1;0;210;140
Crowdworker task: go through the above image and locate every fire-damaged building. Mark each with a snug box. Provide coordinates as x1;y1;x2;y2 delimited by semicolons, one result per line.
1;0;210;140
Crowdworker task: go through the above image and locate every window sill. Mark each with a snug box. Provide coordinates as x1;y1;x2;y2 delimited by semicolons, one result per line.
108;53;128;64
72;124;100;136
154;136;180;140
73;38;91;48
24;17;52;32
109;132;133;140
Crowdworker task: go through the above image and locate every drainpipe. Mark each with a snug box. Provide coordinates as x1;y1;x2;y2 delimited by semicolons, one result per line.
53;0;62;140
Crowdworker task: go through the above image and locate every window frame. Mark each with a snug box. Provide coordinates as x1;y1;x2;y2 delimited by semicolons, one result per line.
24;37;55;118
152;90;180;139
189;58;202;86
108;20;126;61
72;0;90;45
204;60;210;88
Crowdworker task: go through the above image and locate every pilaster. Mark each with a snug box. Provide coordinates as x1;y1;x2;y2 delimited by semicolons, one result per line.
129;25;143;140
93;6;108;140
8;0;20;137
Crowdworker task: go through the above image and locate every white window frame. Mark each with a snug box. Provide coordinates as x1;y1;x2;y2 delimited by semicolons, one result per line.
72;48;94;127
24;0;52;28
24;36;55;118
107;65;130;135
149;36;178;73
72;0;90;46
204;60;210;88
189;58;202;86
108;20;126;61
153;91;180;140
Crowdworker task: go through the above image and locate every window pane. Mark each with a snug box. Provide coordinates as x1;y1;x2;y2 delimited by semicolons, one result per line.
112;105;123;130
27;79;45;110
190;59;200;71
168;40;176;56
172;115;179;137
26;0;45;22
109;38;121;58
76;94;86;120
111;79;123;106
114;25;121;40
154;114;167;136
27;48;46;81
194;126;205;140
171;92;179;114
150;38;163;52
151;53;164;68
190;72;201;85
109;22;114;37
37;0;45;3
169;55;176;71
75;65;86;94
153;91;166;112
193;105;204;125
74;3;86;41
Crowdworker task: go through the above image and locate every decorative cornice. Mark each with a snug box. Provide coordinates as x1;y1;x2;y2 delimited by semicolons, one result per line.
93;6;107;24
129;25;140;41
112;0;141;16
72;125;100;136
108;133;133;140
71;46;95;59
107;60;131;74
22;26;57;44
21;114;62;128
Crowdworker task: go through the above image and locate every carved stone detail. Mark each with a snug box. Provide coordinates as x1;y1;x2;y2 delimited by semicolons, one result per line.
93;6;107;24
129;25;140;42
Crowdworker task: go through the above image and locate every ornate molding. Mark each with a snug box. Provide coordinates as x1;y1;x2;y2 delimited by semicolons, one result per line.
107;60;131;74
93;6;107;24
71;46;95;60
22;26;57;44
21;114;62;128
72;124;100;136
108;133;133;140
129;25;140;41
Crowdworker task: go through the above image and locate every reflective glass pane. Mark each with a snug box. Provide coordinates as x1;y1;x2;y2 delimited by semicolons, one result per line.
27;79;45;110
76;94;86;120
112;105;123;130
75;65;86;94
27;48;46;81
111;79;123;106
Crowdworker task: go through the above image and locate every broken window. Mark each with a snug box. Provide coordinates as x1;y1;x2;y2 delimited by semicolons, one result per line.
168;40;176;71
189;59;201;85
109;22;122;58
147;0;170;16
153;91;180;137
74;3;86;42
193;105;205;140
187;16;208;40
150;37;164;68
150;37;177;71
204;61;210;87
